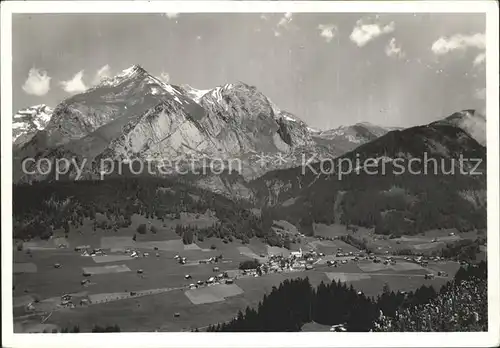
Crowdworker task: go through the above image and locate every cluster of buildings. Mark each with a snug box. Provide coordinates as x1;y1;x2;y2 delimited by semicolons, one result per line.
75;245;105;257
240;246;368;275
369;255;396;265
59;294;90;308
241;248;324;275
186;269;234;290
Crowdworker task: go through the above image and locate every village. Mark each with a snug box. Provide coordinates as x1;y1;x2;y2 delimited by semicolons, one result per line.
15;222;467;336
23;235;457;313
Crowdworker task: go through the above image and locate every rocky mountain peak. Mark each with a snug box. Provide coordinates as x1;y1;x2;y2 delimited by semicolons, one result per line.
13;104;54;146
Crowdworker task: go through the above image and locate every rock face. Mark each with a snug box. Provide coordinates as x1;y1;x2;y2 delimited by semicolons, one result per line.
33;65;204;149
12;104;53;148
13;66;327;183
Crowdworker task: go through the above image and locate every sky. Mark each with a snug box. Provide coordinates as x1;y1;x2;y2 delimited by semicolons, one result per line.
12;12;486;130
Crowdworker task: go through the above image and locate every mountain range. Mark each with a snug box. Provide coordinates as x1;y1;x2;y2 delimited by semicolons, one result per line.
13;64;486;199
13;65;402;183
12;64;487;239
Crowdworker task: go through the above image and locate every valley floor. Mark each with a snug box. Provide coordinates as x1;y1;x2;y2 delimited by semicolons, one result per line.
13;226;469;332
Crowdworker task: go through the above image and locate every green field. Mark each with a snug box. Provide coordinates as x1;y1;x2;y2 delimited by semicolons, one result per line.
311;222;482;256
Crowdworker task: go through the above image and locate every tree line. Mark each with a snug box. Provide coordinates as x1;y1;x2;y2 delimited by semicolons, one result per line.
13;178;281;245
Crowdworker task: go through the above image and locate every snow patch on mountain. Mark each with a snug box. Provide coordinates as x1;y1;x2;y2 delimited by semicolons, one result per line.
181;84;211;103
281;113;298;122
307;127;321;134
12;104;53;144
203;84;236;106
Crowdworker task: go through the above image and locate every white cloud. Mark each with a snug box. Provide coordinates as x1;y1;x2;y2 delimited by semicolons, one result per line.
160;72;170;84
92;64;111;85
431;33;485;55
318;24;338;43
473;52;486;67
278;12;293;26
22;68;51;96
274;12;293;37
60;70;87;94
350;19;395;47
385;37;405;58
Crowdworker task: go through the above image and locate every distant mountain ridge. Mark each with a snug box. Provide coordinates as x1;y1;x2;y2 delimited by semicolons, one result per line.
247;120;486;236
431;109;486;146
312;122;401;157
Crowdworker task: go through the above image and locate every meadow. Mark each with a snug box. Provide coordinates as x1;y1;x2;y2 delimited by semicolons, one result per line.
12;216;469;333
